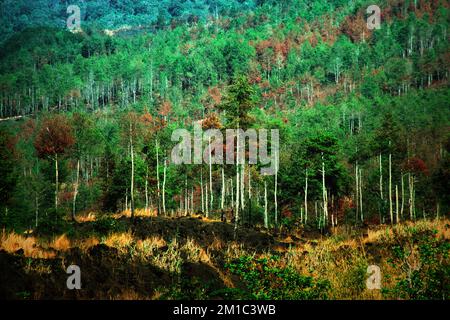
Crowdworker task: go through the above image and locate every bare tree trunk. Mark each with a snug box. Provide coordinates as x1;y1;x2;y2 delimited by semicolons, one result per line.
130;125;135;220
409;174;415;220
248;168;251;200
264;180;268;229
162;159;167;216
221;167;225;210
241;163;245;210
401;173;404;218
145;168;149;214
396;184;399;224
209;136;213;214
359;168;363;222
156;139;160;216
379;153;383;199
235;130;240;232
389;150;393;224
304;168;308;224
322;154;328;226
185;178;188;216
274;153;278;227
201;169;204;213
55;154;59;210
191;187;194;214
72;159;80;221
355;161;358;222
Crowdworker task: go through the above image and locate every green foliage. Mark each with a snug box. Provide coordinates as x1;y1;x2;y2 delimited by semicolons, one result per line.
225;255;330;299
93;215;121;234
35;208;71;235
383;231;450;300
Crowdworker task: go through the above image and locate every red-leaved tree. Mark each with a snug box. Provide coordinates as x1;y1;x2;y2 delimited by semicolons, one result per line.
34;115;75;210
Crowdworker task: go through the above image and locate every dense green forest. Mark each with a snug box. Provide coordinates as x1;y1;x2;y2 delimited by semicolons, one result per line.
0;0;449;300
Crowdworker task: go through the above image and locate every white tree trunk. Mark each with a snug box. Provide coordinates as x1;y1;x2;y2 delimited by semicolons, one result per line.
359;168;363;222
264;180;268;229
130;126;135;219
201;169;204;213
72;159;80;220
322;155;328;226
396;184;399;224
209;136;213;213
379;153;383;199
145;169;149;214
401;173;404;218
221;167;225;210
274;153;278;226
241;163;245;210
304;168;308;224
162;159;167;215
355;161;359;221
389;151;393;224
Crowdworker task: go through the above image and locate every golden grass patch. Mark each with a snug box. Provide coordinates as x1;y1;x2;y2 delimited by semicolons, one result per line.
0;230;55;259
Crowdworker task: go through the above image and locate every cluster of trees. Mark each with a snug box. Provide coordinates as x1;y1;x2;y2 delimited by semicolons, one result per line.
0;0;449;232
1;77;448;232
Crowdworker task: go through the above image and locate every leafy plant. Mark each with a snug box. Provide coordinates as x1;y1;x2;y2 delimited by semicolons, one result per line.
225;255;330;299
383;231;450;300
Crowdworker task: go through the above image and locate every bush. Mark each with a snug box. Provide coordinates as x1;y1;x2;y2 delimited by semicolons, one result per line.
383;230;450;300
225;255;330;300
36;208;70;235
93;215;119;234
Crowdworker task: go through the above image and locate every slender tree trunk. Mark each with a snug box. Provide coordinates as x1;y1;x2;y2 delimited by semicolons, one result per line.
379;153;383;199
359;168;363;222
55;154;59;211
235;130;240;232
264;180;268;229
209;136;213;213
162;159;167;216
221;167;225;210
389;150;393;224
130;125;135;220
304;168;308;225
72;159;80;221
274;153;278;227
156;139;161;216
185;178;188;216
201;169;204;213
241;163;245;211
355;161;359;222
248;168;251;200
396;185;399;224
145;168;149;214
322;155;327;226
401;173;405;218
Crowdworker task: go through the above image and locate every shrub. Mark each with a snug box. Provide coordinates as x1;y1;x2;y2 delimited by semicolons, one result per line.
225;255;330;300
383;230;450;300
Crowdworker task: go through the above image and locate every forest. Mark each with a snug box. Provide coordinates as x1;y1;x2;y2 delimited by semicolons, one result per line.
0;0;449;301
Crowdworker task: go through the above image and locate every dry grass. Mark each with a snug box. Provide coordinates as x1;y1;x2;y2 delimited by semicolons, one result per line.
182;238;211;264
118;208;157;219
136;236;167;253
364;218;450;245
0;230;55;259
2;216;447;300
150;238;182;273
77;212;97;222
103;231;134;252
50;234;71;251
75;236;100;251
